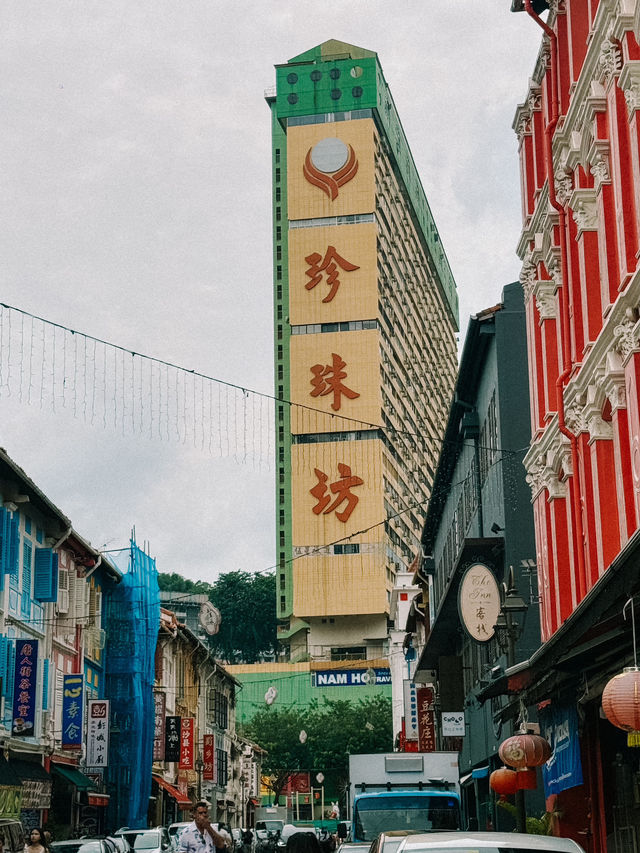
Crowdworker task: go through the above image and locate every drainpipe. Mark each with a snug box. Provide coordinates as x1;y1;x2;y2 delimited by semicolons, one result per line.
525;0;587;600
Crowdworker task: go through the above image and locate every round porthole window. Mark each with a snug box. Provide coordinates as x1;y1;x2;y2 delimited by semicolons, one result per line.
286;73;298;84
352;86;363;98
329;68;341;80
330;88;342;100
350;66;363;78
310;70;322;82
287;93;298;104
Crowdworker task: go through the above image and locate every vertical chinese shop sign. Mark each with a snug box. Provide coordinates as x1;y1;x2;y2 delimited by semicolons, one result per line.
179;718;194;769
62;673;84;749
86;699;110;767
417;686;436;753
12;639;39;737
203;734;215;781
153;692;166;761
165;716;181;762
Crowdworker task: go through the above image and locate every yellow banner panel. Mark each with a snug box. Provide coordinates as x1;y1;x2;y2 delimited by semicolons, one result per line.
289;223;378;325
291;438;384;545
293;552;389;618
287;120;376;220
290;329;382;435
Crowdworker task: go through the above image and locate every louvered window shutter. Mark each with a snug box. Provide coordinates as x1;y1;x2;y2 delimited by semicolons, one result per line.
57;568;69;613
34;548;59;601
0;635;7;699
75;575;87;621
42;658;50;711
8;516;19;578
54;669;64;738
2;640;16;728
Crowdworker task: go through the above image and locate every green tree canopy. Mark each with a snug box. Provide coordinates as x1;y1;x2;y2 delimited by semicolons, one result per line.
158;569;276;664
240;695;392;807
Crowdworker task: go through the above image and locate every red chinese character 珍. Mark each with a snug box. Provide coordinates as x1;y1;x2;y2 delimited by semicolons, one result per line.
304;246;359;303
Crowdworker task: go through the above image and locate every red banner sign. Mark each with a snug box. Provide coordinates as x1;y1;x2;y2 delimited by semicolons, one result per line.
178;717;194;769
417;686;436;753
203;734;215;781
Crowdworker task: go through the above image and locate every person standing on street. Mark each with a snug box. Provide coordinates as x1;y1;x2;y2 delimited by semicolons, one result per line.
177;802;228;853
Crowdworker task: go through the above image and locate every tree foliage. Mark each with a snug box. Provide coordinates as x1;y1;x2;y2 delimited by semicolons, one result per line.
240;695;392;806
157;570;276;664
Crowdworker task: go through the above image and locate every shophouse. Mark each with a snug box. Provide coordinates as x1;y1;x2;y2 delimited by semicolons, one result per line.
497;0;640;848
410;284;542;832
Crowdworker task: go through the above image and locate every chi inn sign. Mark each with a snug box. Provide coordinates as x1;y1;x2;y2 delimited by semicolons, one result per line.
458;563;501;643
314;668;391;687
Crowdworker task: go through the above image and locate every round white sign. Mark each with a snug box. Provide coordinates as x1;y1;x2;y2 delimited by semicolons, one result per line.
310;137;349;173
458;563;501;643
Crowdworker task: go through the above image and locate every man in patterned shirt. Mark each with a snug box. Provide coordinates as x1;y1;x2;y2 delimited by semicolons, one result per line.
178;802;228;853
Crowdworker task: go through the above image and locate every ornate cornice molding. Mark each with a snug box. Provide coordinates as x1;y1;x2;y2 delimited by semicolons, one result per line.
535;279;558;320
602;349;627;411
570;188;598;233
619;60;640;114
597;31;623;85
525;447;568;501
520;252;537;303
555;166;574;206
588;138;612;189
612;315;640;364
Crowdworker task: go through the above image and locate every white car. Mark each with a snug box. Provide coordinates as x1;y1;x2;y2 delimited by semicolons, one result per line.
168;824;192;851
396;832;585;852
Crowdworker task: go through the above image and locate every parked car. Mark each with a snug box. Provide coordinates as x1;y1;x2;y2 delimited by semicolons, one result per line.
368;831;422;853
395;832;585;852
50;840;120;853
115;829;171;853
0;819;25;853
276;825;318;850
338;846;368;853
168;824;192;851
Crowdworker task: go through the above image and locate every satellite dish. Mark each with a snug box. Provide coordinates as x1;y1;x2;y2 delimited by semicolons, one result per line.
198;602;221;635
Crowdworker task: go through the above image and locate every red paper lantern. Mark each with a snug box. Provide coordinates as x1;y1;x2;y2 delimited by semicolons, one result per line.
499;733;551;768
516;768;537;790
602;667;640;732
489;766;519;796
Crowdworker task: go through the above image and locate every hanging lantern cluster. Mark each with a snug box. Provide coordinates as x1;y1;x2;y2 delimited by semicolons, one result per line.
602;667;640;746
602;599;640;747
492;732;551;794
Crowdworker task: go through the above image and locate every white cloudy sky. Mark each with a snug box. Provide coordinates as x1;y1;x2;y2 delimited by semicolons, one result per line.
1;2;542;583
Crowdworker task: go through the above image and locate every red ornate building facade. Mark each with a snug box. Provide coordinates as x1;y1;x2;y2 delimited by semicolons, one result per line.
507;0;640;848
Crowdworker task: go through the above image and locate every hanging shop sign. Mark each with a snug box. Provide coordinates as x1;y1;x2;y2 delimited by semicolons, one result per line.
178;717;194;770
153;692;166;761
539;704;583;796
442;712;465;737
165;716;181;763
313;667;391;687
61;673;84;749
12;639;39;737
458;563;501;643
20;779;52;810
403;680;419;740
86;700;110;767
203;734;215;781
417;686;436;752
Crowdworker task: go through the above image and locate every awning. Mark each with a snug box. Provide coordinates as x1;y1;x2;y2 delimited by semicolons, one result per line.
87;793;110;807
0;756;22;787
472;766;489;779
10;758;51;781
153;775;192;807
52;763;96;790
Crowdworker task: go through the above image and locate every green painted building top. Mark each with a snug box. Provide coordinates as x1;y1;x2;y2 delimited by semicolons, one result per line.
273;40;459;327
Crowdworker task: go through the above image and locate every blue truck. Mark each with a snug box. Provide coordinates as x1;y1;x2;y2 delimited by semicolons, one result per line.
348;753;461;843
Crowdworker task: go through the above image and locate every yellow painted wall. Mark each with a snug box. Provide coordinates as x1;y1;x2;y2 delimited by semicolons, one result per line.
291;438;385;545
290;329;382;434
287;120;376;220
293;552;388;617
288;223;378;325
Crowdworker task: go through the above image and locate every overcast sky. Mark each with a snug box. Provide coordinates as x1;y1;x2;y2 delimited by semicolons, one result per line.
1;2;542;584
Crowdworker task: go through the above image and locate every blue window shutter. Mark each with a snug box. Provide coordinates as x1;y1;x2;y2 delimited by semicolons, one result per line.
0;635;7;694
34;548;57;601
8;516;19;577
2;640;15;728
0;507;8;573
42;657;49;711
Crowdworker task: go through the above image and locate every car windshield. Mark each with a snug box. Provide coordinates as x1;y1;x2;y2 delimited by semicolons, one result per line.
123;833;160;850
353;797;460;841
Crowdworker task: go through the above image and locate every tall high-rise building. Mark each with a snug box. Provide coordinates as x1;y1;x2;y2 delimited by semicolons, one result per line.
267;40;459;664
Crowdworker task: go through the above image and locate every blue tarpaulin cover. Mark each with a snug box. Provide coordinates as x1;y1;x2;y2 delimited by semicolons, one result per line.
104;536;159;829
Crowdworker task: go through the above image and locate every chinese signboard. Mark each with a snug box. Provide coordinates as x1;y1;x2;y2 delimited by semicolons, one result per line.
313;668;391;687
12;639;38;737
86;700;110;767
403;680;419;740
62;673;84;749
203;734;215;781
20;779;51;810
417;686;436;753
153;692;166;761
178;717;194;769
165;716;181;763
458;563;501;643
